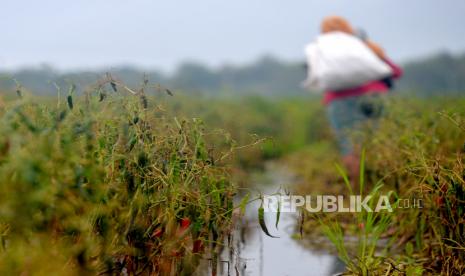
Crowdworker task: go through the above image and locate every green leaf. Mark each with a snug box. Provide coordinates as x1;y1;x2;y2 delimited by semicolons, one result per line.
67;95;73;110
359;148;366;195
258;205;278;238
405;241;414;256
275;199;281;229
335;163;352;195
239;193;249;215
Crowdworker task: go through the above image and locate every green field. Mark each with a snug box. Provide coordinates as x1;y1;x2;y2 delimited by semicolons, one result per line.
0;86;464;275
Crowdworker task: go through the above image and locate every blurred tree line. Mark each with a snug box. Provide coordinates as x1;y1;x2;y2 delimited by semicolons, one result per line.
398;52;465;95
1;52;464;96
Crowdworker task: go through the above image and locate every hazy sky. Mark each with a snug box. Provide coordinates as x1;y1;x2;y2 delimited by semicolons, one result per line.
3;0;465;71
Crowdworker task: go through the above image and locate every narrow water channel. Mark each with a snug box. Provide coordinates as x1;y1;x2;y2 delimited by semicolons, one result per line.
196;162;345;276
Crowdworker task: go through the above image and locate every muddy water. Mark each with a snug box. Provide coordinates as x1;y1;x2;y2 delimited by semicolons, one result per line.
196;162;344;276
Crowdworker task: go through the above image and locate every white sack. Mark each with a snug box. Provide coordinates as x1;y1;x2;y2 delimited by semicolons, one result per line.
303;32;393;92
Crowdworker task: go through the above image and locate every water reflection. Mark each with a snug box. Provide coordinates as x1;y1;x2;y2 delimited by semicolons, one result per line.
197;163;345;276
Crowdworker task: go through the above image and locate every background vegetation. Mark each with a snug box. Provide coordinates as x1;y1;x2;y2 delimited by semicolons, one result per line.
2;52;465;97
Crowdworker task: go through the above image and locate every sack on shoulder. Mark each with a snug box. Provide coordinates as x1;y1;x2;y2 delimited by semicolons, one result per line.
303;32;393;92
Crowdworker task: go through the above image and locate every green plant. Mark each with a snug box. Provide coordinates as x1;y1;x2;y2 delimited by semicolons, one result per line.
0;84;237;275
293;98;465;275
316;150;398;275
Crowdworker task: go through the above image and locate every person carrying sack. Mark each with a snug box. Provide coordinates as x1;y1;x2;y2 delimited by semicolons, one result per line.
304;16;403;185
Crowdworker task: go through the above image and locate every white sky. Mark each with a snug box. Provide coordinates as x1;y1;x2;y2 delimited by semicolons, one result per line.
2;0;465;72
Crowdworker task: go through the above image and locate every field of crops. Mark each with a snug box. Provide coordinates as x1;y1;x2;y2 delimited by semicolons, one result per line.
0;89;237;275
1;86;464;275
286;98;465;275
163;95;465;275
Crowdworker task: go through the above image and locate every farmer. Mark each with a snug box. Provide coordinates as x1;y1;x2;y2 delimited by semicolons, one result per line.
319;16;403;183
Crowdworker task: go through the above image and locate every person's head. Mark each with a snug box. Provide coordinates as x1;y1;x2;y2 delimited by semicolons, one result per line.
321;16;354;35
321;16;386;59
